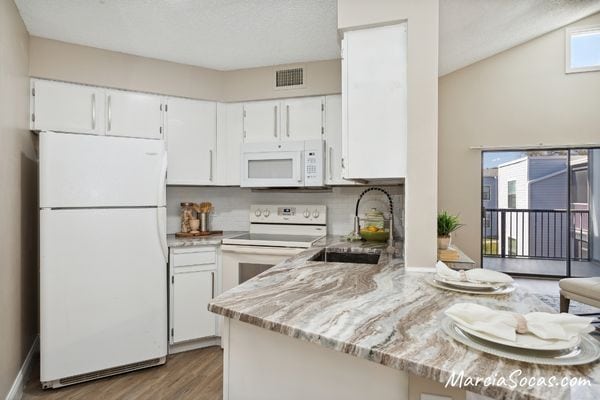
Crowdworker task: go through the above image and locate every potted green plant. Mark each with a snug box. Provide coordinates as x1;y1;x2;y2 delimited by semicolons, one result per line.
437;211;463;250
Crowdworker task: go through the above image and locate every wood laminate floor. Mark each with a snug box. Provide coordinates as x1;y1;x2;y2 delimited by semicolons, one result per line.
23;346;223;400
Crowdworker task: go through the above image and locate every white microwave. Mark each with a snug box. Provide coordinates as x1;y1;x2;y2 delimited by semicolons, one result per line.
241;140;324;188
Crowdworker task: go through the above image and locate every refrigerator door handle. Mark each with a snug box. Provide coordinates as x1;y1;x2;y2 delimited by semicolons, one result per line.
157;151;168;263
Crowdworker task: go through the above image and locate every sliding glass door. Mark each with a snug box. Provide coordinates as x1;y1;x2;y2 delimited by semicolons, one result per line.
481;148;599;278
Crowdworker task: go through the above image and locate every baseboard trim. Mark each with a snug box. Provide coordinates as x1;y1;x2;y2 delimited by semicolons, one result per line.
5;335;39;400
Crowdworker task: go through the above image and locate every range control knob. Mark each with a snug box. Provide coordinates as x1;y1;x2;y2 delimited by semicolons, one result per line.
303;209;311;218
254;209;262;217
312;210;320;218
263;209;271;217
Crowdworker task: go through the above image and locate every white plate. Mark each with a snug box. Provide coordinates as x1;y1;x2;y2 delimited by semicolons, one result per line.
456;321;581;351
434;274;505;290
442;318;600;366
425;276;515;295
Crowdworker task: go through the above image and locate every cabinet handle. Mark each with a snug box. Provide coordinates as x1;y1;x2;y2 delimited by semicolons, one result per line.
286;105;290;137
211;271;215;298
274;105;278;137
209;150;213;181
107;94;112;131
329;146;333;180
91;93;96;130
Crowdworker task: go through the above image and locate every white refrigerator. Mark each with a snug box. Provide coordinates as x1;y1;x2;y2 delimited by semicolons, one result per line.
39;131;168;388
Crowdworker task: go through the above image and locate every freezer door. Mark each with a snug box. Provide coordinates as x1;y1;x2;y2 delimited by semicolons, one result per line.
40;207;168;381
39;131;167;208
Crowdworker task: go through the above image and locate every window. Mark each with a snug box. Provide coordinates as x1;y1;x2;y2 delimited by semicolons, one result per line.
483;185;491;201
507;180;517;209
566;25;600;73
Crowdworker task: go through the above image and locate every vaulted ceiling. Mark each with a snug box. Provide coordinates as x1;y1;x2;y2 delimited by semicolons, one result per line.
14;0;600;75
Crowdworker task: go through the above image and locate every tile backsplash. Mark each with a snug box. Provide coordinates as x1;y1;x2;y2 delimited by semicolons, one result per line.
167;185;404;237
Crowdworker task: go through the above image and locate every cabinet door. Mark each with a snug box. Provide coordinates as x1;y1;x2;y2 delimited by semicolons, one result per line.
343;23;407;179
281;97;324;141
216;103;243;185
243;100;280;142
32;79;104;135
106;90;163;139
325;95;356;185
172;269;216;343
166;98;216;185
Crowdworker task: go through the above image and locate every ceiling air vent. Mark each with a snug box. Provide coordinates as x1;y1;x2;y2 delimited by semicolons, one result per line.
275;67;304;89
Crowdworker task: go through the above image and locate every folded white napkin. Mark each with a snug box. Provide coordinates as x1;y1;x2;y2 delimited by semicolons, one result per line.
445;302;594;342
436;261;513;284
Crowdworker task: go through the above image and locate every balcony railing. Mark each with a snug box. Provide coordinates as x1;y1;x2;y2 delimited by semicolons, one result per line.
482;208;590;261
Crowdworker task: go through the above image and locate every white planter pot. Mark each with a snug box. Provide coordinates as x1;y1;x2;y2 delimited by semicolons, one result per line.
437;235;451;250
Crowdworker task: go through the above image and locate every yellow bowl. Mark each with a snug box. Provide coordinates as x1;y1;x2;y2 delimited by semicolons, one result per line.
359;230;390;242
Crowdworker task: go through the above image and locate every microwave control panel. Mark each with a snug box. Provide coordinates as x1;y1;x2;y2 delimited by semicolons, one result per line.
304;141;324;187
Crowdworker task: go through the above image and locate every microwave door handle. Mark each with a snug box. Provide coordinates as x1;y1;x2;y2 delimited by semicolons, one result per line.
297;155;303;183
273;105;278;138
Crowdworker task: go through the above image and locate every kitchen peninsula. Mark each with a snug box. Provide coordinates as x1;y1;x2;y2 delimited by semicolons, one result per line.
208;239;600;400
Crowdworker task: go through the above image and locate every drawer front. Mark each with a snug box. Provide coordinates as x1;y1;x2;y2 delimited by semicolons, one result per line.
173;250;216;267
173;264;216;274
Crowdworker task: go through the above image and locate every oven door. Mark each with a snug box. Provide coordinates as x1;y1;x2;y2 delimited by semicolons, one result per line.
221;245;305;292
241;150;304;187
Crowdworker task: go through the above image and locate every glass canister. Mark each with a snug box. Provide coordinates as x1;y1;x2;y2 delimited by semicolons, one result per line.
363;208;385;231
180;202;195;233
359;208;390;242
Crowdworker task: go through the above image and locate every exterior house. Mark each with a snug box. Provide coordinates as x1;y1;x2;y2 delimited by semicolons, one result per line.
492;154;595;262
482;168;498;238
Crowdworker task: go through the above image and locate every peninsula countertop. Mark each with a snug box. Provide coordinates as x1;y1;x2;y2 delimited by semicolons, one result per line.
208;238;600;400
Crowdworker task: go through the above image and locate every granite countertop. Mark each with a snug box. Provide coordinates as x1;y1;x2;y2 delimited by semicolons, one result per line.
208;239;600;400
167;231;247;248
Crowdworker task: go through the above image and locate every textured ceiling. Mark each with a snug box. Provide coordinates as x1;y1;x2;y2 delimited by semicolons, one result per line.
14;0;600;74
14;0;339;71
439;0;600;75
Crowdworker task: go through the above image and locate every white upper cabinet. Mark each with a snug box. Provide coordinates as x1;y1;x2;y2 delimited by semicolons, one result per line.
105;90;164;140
342;23;407;180
324;95;356;185
281;97;324;141
32;79;105;135
165;98;216;185
243;100;281;142
216;103;243;186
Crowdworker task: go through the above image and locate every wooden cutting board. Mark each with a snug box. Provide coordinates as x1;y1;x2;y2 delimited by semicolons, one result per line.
175;230;223;238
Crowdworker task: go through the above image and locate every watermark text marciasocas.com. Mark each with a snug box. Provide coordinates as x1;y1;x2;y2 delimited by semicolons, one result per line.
445;369;591;390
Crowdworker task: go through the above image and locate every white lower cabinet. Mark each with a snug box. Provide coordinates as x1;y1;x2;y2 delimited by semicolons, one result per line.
169;247;218;346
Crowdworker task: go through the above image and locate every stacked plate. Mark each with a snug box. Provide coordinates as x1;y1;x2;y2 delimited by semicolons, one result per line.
442;318;600;365
426;274;515;295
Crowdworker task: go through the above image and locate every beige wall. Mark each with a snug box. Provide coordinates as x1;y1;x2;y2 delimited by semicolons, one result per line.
29;37;341;102
0;0;38;397
223;59;341;102
439;12;600;264
338;0;439;267
29;36;224;100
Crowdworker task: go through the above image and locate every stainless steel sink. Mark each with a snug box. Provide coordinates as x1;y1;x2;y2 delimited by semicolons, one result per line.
310;249;380;265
